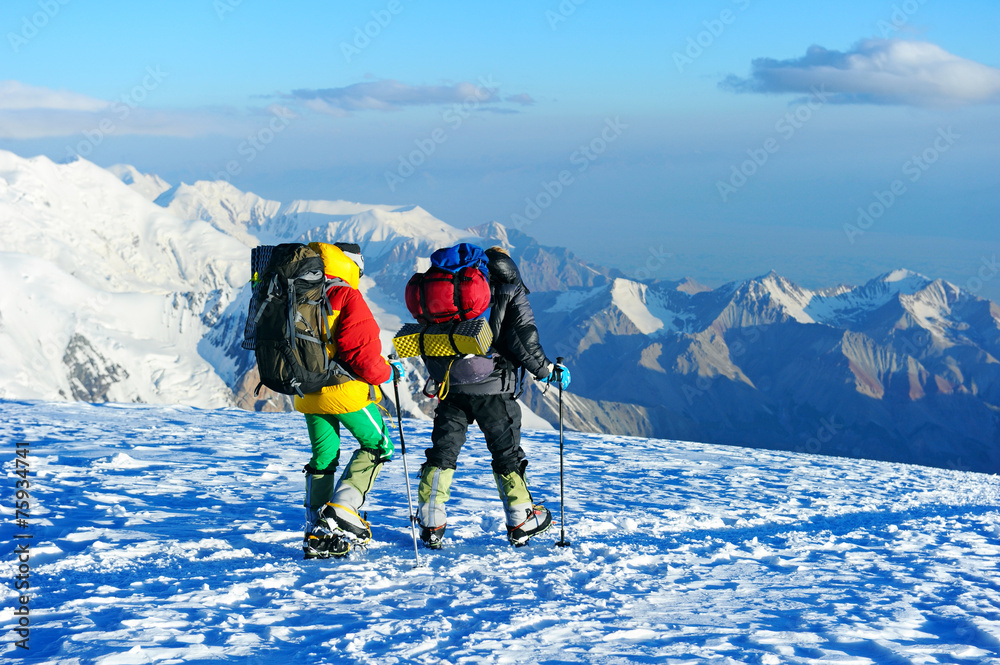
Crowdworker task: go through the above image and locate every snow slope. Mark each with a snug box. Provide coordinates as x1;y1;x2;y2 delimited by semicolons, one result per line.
3;400;1000;664
0;152;247;406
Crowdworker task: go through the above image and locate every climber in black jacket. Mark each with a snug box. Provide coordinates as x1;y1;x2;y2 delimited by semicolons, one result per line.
416;246;571;548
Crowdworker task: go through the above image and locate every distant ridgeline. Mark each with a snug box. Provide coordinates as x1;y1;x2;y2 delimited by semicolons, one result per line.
1;149;997;473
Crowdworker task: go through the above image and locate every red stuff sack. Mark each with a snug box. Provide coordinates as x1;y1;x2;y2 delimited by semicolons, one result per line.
405;243;491;324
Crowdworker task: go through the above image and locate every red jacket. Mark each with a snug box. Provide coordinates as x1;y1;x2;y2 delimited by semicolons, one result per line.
294;243;390;415
328;285;391;386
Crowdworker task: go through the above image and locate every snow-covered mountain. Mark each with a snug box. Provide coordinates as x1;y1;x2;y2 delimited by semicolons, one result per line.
146;173;613;416
0;149;605;418
2;148;997;472
107;163;171;201
529;267;1000;472
0;151;246;406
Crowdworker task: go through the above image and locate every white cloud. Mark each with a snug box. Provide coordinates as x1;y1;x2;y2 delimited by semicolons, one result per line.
721;39;1000;106
0;80;110;112
506;93;536;106
287;79;528;114
0;80;257;140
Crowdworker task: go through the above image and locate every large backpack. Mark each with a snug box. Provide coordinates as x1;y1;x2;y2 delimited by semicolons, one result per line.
404;243;491;325
242;243;354;397
395;243;497;397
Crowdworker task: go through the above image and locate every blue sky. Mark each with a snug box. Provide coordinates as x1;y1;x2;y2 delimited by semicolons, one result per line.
2;0;999;298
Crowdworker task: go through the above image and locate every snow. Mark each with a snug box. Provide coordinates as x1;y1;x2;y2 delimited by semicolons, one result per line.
884;268;926;283
545;285;604;313
611;279;665;334
106;164;172;201
805;270;937;326
899;280;962;343
609;278;692;335
4;399;1000;663
0;149;492;409
757;273;815;324
0;252;235;405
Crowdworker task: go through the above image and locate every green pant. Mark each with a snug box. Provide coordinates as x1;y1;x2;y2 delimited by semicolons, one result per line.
305;403;394;472
303;404;394;522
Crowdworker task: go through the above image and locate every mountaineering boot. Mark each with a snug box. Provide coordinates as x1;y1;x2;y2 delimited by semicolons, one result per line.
495;469;552;547
420;524;446;550
506;505;552;547
302;465;349;558
302;516;350;559
417;465;454;549
326;449;384;544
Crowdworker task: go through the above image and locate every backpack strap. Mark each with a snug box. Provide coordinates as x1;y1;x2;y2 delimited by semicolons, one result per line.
325;277;351;291
418;276;432;322
450;267;481;321
286;278;297;356
253;275;281;325
452;271;466;320
318;286;334;374
320;277;365;384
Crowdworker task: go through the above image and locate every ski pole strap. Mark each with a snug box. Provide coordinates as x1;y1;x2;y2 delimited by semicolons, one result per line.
513;366;527;400
377;401;396;429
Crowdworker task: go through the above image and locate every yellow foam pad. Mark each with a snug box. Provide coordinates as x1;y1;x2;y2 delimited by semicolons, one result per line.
393;319;493;358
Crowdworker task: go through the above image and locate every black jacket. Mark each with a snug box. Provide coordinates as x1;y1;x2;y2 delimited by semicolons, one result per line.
425;250;551;395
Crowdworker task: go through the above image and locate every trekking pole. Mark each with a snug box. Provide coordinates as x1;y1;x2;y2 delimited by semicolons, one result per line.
389;354;421;568
554;357;570;547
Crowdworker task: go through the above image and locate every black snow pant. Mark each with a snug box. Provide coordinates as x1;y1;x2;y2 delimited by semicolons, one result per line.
424;392;526;477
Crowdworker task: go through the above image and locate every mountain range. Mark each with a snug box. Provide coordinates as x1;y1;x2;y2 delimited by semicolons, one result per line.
525;268;1000;473
1;149;996;472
